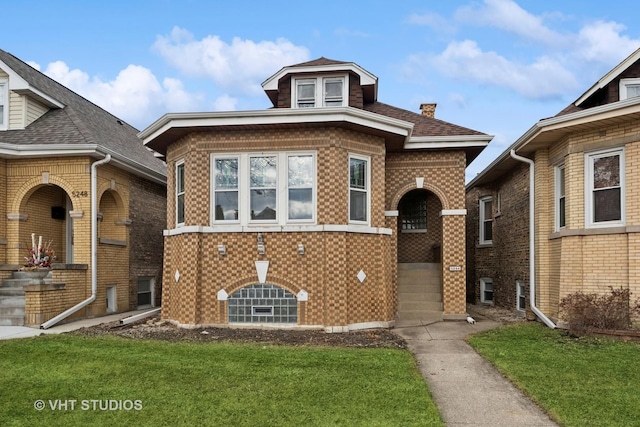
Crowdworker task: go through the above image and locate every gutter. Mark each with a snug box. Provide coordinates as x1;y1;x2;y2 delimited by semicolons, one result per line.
509;149;556;329
41;154;112;329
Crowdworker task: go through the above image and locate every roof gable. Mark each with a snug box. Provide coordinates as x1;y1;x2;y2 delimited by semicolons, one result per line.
0;48;166;182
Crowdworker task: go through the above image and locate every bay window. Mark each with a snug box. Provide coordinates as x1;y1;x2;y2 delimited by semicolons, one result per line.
211;152;316;226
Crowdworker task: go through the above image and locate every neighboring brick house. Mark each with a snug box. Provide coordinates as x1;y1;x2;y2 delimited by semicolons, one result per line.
0;49;166;327
140;58;492;331
466;47;640;324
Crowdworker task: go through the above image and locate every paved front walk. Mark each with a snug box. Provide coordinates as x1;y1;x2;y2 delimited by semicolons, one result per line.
393;316;558;426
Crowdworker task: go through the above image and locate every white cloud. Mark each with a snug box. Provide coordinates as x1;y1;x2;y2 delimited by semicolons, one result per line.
407;12;455;35
37;60;202;128
455;0;566;47
212;94;238;111
414;40;577;99
153;27;309;96
574;20;640;64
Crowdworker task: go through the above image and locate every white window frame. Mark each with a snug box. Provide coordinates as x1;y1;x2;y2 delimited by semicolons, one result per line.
292;75;347;108
249;154;279;224
516;280;526;312
555;164;566;231
348;154;370;225
175;160;185;227
212;155;241;224
619;78;640;100
585;148;625;228
137;277;155;308
480;278;494;304
479;196;493;245
209;152;317;227
0;79;7;130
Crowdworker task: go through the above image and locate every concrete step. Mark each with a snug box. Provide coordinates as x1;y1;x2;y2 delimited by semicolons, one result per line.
399;301;443;311
0;315;25;326
0;295;25;306
397;308;443;321
1;278;33;288
398;281;441;290
398;263;441;270
397;292;442;302
0;305;25;316
0;288;25;296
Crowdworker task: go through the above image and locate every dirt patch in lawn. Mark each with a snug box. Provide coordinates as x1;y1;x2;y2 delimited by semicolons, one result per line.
69;316;407;349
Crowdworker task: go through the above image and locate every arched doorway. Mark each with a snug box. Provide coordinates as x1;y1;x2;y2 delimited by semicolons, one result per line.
396;189;443;324
20;185;73;264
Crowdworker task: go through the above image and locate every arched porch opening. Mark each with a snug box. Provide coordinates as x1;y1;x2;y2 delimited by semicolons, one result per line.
395;188;444;323
19;184;73;264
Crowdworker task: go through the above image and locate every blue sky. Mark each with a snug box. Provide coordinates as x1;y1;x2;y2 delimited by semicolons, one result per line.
4;0;640;181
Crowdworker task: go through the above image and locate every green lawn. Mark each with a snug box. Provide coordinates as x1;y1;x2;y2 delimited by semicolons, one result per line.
468;323;640;427
0;335;442;427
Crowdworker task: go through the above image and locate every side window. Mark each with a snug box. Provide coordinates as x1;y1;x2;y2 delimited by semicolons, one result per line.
480;278;494;304
556;165;566;230
0;80;7;129
349;155;369;224
479;196;493;244
586;148;624;227
516;281;526;312
287;154;314;221
176;160;185;226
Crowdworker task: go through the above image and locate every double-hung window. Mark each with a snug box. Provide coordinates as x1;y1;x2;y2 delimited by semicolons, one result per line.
293;76;346;108
214;157;239;221
555;164;566;230
250;156;277;221
479;196;493;244
619;78;640;100
586;148;624;227
287;154;314;221
349;155;369;224
0;80;7;130
175;160;185;227
516;281;526;312
480;278;494;304
211;152;316;226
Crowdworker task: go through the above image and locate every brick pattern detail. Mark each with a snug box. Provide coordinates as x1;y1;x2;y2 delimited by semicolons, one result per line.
2;157;165;324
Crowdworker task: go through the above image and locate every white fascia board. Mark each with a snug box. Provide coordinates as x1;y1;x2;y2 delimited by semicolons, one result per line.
262;63;377;91
0;59;65;109
575;48;640;107
140;107;413;145
405;134;493;150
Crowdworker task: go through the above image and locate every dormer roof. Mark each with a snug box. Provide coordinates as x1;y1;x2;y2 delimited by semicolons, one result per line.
262;57;378;106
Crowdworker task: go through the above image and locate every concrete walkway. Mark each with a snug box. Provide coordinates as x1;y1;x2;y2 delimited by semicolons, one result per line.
393;314;558;426
0;308;158;340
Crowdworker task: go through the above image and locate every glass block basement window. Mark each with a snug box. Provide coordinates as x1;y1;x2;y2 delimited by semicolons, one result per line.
228;284;297;323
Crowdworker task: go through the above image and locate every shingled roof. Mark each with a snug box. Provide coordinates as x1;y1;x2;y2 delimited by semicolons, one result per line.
0;48;166;182
364;101;486;137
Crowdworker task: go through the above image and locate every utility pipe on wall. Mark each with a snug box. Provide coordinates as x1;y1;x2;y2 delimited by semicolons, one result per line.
509;149;556;329
41;154;112;329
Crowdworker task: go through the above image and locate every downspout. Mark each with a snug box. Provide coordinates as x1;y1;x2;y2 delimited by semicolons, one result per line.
41;154;112;329
509;149;556;329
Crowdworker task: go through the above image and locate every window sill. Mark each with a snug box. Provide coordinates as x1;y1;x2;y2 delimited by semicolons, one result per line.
401;229;427;234
549;225;633;240
476;242;493;248
99;238;127;247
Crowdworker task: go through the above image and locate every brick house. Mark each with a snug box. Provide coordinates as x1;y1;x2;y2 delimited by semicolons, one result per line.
466;48;640;325
0;49;166;327
140;58;492;331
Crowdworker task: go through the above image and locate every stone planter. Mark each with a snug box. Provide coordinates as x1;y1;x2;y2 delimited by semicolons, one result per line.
15;269;53;285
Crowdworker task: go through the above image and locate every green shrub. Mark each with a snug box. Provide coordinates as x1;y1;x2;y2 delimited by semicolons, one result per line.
559;287;640;336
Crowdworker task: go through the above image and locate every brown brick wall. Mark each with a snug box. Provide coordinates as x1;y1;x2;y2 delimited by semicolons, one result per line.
128;175;166;309
465;162;530;311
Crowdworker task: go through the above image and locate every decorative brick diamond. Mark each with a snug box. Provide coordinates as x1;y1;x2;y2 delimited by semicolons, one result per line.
357;269;366;283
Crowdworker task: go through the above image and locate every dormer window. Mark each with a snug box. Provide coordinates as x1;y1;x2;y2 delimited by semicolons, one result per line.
0;79;7;130
619;78;640;100
293;76;346;108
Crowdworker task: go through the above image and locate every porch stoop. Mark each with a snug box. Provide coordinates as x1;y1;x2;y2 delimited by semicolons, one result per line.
0;271;51;326
396;263;443;326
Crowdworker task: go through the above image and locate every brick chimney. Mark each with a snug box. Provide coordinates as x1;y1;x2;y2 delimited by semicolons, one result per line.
420;103;437;118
